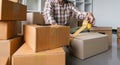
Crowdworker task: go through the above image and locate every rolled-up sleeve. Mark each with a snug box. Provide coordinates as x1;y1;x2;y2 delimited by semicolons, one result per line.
43;0;56;24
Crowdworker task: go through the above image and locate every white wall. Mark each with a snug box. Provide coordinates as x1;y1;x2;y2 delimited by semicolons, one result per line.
93;0;120;29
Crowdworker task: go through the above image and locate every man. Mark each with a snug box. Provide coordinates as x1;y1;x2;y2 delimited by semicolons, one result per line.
43;0;95;25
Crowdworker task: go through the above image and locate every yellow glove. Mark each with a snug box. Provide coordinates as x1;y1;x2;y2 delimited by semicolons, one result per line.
87;22;92;29
72;20;92;37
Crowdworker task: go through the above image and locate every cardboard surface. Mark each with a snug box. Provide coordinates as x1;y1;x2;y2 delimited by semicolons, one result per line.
90;26;112;30
9;0;20;3
117;38;120;44
0;56;9;65
0;0;14;20
24;24;70;52
17;3;27;20
70;32;109;59
0;36;23;56
117;27;120;38
26;12;45;25
12;44;65;65
0;21;18;40
90;26;112;45
0;0;26;20
117;32;120;38
117;27;120;32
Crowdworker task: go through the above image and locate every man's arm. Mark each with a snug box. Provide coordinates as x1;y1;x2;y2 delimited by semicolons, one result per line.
43;0;57;25
70;3;95;24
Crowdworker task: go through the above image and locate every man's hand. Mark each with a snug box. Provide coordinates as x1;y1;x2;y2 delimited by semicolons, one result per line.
85;12;95;25
69;34;75;38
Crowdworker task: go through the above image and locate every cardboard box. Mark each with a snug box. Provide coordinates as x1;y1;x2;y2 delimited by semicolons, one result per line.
26;12;45;25
0;36;23;56
0;0;26;20
0;56;9;65
90;26;112;45
117;38;120;44
20;4;27;20
0;36;23;65
17;3;27;20
0;21;18;40
12;44;65;65
117;27;120;38
70;32;109;59
117;27;120;32
117;32;120;38
24;25;70;52
9;0;21;3
12;2;27;21
0;0;14;20
16;21;21;34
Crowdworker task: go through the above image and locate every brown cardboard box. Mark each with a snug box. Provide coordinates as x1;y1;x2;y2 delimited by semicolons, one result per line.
12;44;65;65
117;32;120;38
0;21;18;40
117;27;120;38
16;21;21;34
117;27;120;32
26;12;45;25
0;0;15;20
70;32;109;59
117;38;120;44
17;3;27;20
0;56;9;65
24;24;70;52
0;0;26;20
9;0;20;3
14;3;27;21
12;2;27;21
90;26;112;45
0;36;23;65
0;36;23;56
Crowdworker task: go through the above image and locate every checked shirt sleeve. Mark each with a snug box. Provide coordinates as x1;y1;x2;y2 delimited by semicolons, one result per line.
43;0;56;24
70;3;88;20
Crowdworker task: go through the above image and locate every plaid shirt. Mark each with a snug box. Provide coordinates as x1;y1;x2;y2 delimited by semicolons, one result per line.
43;0;87;25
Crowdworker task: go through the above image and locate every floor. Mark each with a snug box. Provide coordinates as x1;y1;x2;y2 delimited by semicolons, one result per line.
66;34;120;65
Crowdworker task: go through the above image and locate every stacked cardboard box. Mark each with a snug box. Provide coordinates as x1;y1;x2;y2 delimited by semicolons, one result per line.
0;0;26;20
0;36;23;65
90;26;112;45
0;31;23;65
0;0;26;39
12;44;65;65
26;12;45;25
117;27;120;44
0;21;18;39
0;0;26;34
0;37;23;56
0;56;9;65
12;24;70;65
24;25;70;52
9;0;21;3
0;0;26;65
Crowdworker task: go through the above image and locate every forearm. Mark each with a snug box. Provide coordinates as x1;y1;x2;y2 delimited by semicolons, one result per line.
71;4;87;20
43;0;56;24
43;13;56;24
